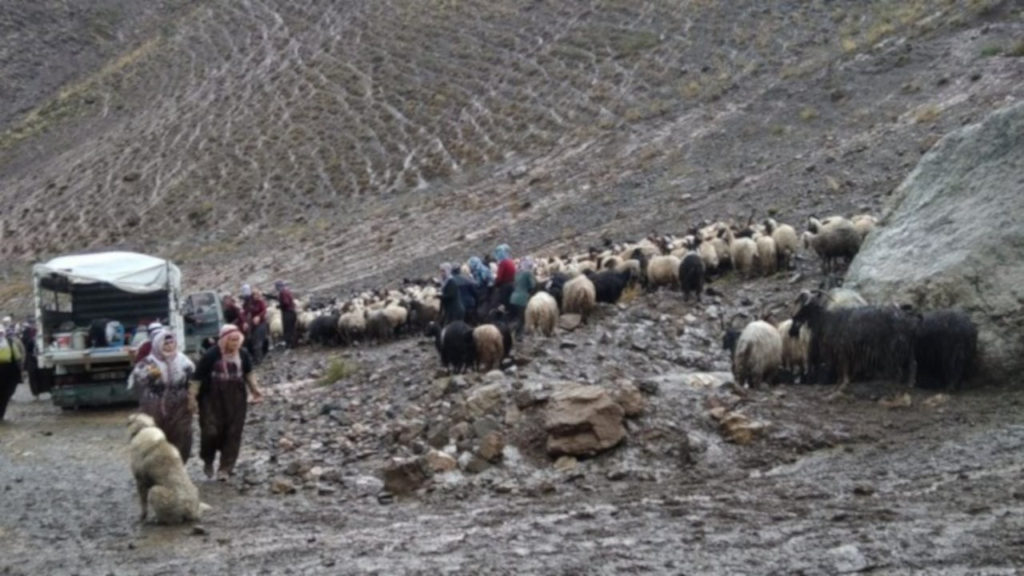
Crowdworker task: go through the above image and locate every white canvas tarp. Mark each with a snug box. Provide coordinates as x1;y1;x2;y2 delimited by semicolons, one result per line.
34;251;181;294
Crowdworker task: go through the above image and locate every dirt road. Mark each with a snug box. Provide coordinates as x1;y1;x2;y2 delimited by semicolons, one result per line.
3;358;1024;575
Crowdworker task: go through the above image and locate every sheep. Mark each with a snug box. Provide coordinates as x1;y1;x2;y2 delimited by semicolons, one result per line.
730;237;758;278
337;308;367;346
587;268;636;304
851;214;878;242
776;319;810;382
697;239;719;272
913;309;977;390
544;272;572;310
308;313;340;346
803;217;862;274
472;324;505;372
562;274;597;319
267;302;283;345
755;234;778;276
428;321;476;374
407;298;440;335
678;252;705;302
722;320;783;388
764;218;798;270
381;303;409;337
790;292;917;396
364;310;392;345
646;255;682;290
525;291;559;336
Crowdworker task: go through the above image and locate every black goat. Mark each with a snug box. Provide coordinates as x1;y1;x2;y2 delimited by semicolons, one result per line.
428;321;476;374
914;309;977;390
544;272;572;310
679;252;705;302
308;314;340;346
791;293;917;395
586;268;636;304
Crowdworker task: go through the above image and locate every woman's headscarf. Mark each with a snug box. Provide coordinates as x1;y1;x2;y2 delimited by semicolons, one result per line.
469;256;493;285
148;328;195;386
519;256;535;273
218;323;245;368
439;262;454;282
494;244;510;261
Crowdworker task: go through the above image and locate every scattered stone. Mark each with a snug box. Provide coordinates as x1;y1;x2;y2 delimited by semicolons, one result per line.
606;469;628;481
852;484;875;497
879;393;912;410
553;455;578;472
425;449;459;473
466;383;507;419
270;477;297;495
545;384;626;457
472;416;501;438
829;544;870;574
317;484;338;496
191;525;209;536
611;379;646;417
458;451;491;474
637;380;660;396
923;394;949;409
558;314;583;331
716;411;768;445
477;431;506;462
380;458;431;495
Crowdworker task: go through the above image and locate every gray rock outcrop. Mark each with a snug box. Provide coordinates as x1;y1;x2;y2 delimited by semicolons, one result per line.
845;102;1024;382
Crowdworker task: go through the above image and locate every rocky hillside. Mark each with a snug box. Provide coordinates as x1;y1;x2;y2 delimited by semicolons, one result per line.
1;0;1023;300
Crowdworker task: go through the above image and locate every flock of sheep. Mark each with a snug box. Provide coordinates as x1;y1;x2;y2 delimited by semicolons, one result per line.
260;211;977;397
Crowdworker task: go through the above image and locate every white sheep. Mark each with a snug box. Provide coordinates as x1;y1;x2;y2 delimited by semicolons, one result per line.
764;218;798;270
776;319;810;380
646;255;682;290
730;237;758;278
755;234;778;276
472;324;504;372
803;217;862;274
851;214;877;242
525;291;559;336
562;274;597;319
731;320;783;388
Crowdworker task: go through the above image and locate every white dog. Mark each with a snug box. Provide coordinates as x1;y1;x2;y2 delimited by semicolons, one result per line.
127;413;209;524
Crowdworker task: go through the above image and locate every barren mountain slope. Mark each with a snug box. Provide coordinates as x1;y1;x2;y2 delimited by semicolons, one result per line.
1;0;1022;297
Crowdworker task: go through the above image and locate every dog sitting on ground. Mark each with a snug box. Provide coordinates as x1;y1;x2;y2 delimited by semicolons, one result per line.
127;413;209;524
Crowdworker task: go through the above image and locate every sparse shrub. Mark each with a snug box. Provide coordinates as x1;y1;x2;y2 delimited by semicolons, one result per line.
915;105;941;124
980;45;1002;57
799;107;818;121
1007;40;1024;57
319;358;358;386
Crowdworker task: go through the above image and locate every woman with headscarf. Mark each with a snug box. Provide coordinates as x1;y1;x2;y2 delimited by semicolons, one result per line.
469;256;494;288
129;329;196;461
493;244;516;287
191;324;263;481
508;256;537;338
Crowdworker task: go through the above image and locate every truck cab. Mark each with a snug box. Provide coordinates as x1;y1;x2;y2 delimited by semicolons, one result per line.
183;290;225;361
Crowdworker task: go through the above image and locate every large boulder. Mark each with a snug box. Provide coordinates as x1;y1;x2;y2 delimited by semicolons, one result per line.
544;384;626;456
845;102;1024;382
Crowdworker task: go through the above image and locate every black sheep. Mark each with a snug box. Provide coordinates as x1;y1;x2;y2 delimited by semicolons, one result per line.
791;294;917;393
308;314;340;346
586;268;636;304
678;252;705;302
544;272;571;310
914;309;977;390
428;321;476;374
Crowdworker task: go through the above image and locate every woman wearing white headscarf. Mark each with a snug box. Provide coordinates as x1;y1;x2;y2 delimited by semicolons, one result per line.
192;324;263;481
509;256;537;338
129;329;196;461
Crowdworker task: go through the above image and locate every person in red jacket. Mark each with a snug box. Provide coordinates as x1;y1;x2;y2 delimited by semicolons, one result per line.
243;287;268;365
493;244;516;286
276;280;297;349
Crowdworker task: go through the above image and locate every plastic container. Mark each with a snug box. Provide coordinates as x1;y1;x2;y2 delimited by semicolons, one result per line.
54;332;72;350
72;329;88;350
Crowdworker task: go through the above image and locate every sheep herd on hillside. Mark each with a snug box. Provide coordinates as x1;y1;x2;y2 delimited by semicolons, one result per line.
261;212;978;398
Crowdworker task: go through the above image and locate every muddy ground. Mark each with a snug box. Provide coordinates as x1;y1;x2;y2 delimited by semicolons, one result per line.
3;274;1024;575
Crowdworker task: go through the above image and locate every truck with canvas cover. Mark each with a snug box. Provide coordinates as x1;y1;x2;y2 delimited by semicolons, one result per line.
32;252;186;409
